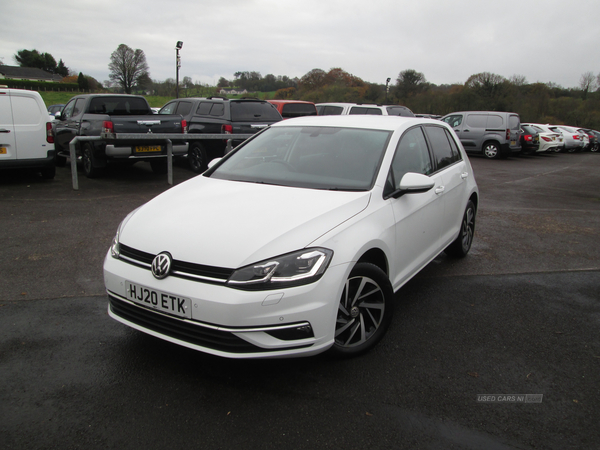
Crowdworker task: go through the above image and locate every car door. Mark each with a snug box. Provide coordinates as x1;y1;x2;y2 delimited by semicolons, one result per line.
0;92;17;162
423;125;470;247
386;125;445;290
9;91;46;159
54;98;83;149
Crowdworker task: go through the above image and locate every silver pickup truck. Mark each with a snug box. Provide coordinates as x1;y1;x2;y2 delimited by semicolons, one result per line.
53;94;186;177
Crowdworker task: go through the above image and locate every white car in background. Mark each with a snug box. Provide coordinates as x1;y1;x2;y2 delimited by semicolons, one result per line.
521;123;562;153
549;125;585;152
104;115;479;359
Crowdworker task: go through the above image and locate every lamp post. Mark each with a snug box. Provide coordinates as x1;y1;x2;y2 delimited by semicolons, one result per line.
175;41;183;98
385;77;391;103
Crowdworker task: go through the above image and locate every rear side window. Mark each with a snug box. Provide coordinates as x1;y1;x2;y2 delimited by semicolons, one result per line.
466;114;488;128
230;101;281;121
196;102;212;115
349;107;382;115
424;126;461;170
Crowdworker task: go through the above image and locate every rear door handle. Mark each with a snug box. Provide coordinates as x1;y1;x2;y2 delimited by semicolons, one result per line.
461;172;469;179
0;129;11;133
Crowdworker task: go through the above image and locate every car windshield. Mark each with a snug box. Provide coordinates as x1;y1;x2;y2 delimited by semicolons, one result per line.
209;126;392;191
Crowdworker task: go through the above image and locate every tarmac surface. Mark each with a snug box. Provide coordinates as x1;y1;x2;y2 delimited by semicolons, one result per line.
1;151;599;449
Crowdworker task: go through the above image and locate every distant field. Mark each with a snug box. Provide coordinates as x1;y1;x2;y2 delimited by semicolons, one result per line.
39;92;174;108
38;91;275;109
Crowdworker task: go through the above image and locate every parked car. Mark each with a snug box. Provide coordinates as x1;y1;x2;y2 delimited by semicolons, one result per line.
47;104;65;117
104;115;479;359
316;102;415;117
549;126;584;152
521;124;563;152
267;100;317;119
441;111;521;158
581;129;599;152
53;94;187;177
158;97;282;173
0;88;55;179
519;125;540;154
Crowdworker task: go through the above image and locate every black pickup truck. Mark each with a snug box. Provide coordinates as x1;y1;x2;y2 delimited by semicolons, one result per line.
53;94;186;177
158;97;282;172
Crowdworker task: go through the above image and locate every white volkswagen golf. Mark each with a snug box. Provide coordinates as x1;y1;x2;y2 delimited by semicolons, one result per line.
104;115;478;358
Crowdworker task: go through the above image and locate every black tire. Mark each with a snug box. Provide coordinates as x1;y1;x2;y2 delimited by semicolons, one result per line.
445;200;476;258
40;166;56;179
482;141;501;159
329;262;394;357
591;143;599;152
82;143;101;178
150;158;168;175
54;146;67;167
188;142;208;173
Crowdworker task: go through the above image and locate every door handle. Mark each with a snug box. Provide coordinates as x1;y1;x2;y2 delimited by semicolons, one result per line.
0;129;11;133
461;172;469;179
435;186;445;195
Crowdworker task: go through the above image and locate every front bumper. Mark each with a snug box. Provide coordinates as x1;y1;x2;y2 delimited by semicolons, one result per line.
103;250;346;358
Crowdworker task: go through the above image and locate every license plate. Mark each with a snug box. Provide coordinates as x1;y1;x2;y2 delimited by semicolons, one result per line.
126;281;191;318
511;141;516;146
135;145;161;153
0;147;7;154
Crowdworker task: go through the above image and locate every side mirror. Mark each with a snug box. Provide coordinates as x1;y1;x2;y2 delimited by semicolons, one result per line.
388;172;435;199
54;111;63;120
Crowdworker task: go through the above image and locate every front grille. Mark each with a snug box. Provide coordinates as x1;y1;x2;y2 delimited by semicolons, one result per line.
110;295;258;353
119;244;234;284
109;295;313;354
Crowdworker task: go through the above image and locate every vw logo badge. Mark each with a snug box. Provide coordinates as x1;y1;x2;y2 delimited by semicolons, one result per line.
151;252;172;279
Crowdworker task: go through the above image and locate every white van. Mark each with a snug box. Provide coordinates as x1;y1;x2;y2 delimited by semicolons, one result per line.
0;88;55;178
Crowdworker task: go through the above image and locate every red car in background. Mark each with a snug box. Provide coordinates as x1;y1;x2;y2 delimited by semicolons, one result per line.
268;100;318;119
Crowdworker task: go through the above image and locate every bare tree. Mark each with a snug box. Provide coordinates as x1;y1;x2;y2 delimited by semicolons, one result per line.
108;44;150;94
579;72;597;99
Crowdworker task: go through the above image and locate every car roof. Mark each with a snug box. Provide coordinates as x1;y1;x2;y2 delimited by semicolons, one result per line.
268;100;315;105
270;114;428;131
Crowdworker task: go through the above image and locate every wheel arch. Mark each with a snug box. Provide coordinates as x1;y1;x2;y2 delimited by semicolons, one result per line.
356;248;389;277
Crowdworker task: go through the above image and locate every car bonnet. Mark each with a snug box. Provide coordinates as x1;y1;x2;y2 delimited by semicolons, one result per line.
118;176;371;269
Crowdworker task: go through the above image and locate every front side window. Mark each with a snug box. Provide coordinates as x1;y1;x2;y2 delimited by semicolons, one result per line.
62;99;76;119
159;102;177;115
176;101;192;116
388;126;433;190
442;114;463;128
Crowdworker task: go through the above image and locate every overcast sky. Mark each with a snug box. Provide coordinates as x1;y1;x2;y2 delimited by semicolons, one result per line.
2;0;599;89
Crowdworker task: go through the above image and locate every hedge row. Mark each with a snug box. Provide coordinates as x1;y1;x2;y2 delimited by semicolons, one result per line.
1;78;80;92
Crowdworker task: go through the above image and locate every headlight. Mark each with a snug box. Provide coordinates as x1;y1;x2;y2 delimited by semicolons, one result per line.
110;207;142;259
227;248;333;290
110;230;120;258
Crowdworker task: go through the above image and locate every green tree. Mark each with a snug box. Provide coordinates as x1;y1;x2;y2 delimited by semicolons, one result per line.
395;69;428;100
77;72;89;91
14;49;66;74
108;44;150;94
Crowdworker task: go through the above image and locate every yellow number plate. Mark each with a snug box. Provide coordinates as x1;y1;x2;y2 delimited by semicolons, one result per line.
135;145;161;153
0;147;7;154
